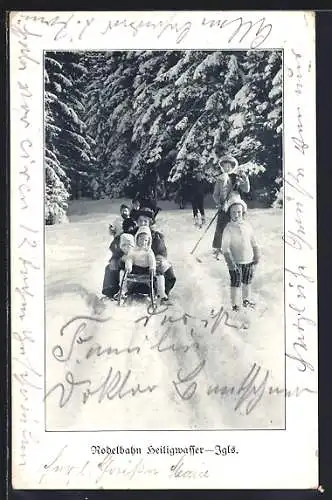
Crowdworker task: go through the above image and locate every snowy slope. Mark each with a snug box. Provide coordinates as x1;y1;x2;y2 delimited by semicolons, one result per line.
45;199;285;430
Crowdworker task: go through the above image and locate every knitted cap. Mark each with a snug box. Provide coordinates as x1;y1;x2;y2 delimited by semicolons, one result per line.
119;233;135;250
135;226;152;248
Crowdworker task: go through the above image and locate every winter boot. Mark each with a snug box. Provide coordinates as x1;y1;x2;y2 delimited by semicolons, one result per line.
243;299;256;309
215;249;223;260
194;215;199;227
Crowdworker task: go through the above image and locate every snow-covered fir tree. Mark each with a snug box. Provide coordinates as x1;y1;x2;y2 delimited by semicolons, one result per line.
45;49;283;220
44;51;94;223
84;50;282;204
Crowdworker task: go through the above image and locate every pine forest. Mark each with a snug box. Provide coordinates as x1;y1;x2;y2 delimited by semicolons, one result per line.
44;50;282;224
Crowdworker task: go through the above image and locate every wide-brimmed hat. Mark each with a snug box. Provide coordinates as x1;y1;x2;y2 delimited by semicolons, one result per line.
219;155;239;170
225;191;247;213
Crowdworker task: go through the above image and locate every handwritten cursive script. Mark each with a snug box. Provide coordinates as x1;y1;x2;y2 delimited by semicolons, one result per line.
207;362;316;414
45;364;158;408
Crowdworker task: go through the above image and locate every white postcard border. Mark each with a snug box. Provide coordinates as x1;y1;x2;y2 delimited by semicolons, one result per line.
10;10;318;489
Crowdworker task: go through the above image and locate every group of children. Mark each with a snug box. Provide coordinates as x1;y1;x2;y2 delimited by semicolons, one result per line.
104;155;260;313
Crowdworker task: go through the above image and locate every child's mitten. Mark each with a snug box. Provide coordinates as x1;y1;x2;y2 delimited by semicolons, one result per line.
125;259;132;273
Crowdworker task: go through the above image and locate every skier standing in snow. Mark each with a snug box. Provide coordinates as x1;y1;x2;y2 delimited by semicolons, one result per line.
91;178;99;200
212;155;250;259
188;171;206;228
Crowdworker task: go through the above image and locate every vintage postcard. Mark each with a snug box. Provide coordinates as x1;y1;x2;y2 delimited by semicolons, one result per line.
10;10;318;489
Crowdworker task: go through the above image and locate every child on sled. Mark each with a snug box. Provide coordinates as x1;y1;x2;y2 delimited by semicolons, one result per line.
116;226;168;302
109;203;131;238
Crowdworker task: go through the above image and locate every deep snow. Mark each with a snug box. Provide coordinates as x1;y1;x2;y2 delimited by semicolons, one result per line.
45;198;285;430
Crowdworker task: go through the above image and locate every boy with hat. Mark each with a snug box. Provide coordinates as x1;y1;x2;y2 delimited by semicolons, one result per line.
109;203;131;238
212;155;250;259
221;192;260;312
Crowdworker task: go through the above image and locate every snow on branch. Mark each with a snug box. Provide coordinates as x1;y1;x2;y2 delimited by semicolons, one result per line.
193;52;224;80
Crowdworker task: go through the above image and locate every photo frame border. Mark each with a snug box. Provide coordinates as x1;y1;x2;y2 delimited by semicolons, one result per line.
7;8;319;491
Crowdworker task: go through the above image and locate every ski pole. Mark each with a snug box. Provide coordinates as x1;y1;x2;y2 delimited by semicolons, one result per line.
190;210;219;256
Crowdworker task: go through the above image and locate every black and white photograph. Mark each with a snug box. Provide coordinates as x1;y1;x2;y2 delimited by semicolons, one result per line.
44;49;285;430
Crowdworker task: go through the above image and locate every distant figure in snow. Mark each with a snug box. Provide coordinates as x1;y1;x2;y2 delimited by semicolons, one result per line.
222;193;260;312
109;203;130;238
212;155;250;259
91;178;99;200
188;172;207;227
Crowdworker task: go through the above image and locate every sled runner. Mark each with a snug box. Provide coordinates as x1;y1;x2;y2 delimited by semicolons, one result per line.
118;269;156;308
